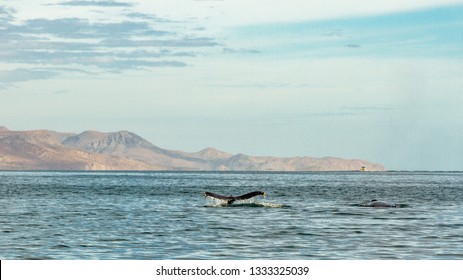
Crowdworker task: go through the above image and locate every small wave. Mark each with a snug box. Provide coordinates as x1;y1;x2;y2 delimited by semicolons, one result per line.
204;196;287;208
22;255;55;260
256;202;287;208
333;211;366;216
50;244;71;249
96;238;130;242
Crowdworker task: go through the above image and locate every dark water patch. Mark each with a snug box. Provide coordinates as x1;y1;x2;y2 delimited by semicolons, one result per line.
435;253;463;258
394;204;409;208
371;216;399;220
296;232;323;237
436;223;463;229
50;244;71;249
333;211;366;216
394;216;428;220
95;238;130;242
21;256;55;260
18;212;40;217
209;226;238;231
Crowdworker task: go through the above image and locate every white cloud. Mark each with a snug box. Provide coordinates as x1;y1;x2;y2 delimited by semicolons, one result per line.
137;0;463;27
55;1;134;7
0;1;221;83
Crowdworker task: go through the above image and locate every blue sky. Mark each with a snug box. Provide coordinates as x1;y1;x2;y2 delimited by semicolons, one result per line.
230;6;463;58
1;0;463;170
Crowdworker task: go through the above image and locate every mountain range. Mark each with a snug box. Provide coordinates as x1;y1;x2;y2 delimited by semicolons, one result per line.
0;126;385;171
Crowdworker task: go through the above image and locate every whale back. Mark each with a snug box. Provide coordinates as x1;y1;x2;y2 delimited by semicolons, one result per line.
367;199;396;207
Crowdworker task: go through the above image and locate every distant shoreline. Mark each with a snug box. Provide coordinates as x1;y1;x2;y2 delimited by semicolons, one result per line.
2;169;462;173
0;127;385;172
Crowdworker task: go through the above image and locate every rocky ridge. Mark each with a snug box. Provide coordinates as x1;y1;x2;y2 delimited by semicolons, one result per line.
0;126;385;171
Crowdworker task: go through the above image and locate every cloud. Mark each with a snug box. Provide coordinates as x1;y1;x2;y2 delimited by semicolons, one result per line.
8;18;169;39
100;59;187;70
340;106;394;114
206;0;463;26
286;106;394;120
223;47;261;54
323;29;343;37
55;1;134;7
124;12;173;23
345;44;361;48
0;68;59;89
0;68;57;82
0;2;221;87
52;90;69;95
100;36;218;48
0;5;15;23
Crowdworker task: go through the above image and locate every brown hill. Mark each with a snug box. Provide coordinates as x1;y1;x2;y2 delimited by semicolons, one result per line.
0;127;385;171
0;129;162;170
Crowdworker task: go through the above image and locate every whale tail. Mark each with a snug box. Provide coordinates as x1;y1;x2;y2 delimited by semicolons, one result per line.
204;191;266;205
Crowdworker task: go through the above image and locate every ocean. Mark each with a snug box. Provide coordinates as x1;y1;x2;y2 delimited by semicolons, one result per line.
1;171;462;259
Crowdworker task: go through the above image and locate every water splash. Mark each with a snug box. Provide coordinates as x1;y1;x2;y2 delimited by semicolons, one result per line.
204;202;286;208
204;196;286;208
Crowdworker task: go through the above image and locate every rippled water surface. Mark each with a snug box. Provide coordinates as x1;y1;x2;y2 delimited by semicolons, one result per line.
1;171;462;259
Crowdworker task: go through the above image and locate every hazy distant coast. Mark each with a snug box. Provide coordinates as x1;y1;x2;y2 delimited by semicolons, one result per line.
0;126;385;171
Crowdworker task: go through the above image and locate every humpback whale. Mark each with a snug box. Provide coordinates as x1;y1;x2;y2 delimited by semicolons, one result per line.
204;191;266;205
367;199;396;207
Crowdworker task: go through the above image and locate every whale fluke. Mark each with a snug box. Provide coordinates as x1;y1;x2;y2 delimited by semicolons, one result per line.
204;191;266;205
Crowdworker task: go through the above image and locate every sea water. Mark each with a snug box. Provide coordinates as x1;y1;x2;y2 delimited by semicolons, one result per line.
0;171;462;259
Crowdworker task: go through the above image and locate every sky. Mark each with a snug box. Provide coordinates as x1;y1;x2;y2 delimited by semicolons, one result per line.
1;0;463;171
